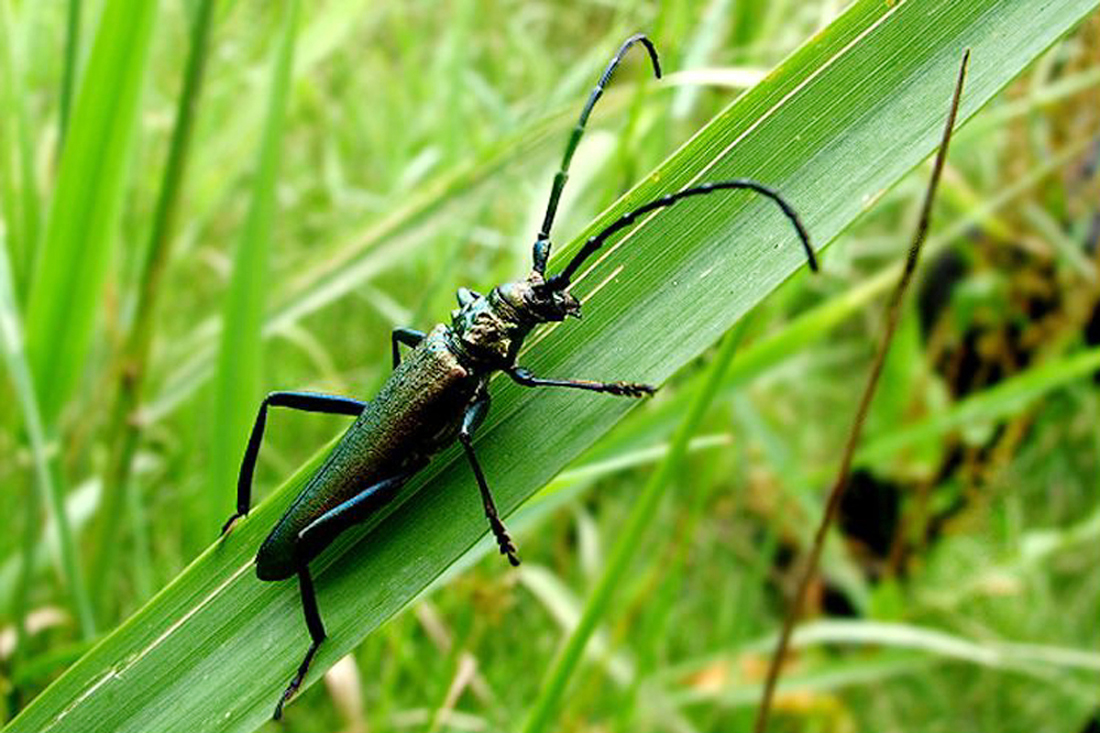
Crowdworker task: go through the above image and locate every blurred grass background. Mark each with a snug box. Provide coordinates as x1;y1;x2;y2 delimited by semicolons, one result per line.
2;1;1099;731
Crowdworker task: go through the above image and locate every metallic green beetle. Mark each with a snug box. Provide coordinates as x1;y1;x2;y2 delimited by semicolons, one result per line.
220;33;818;719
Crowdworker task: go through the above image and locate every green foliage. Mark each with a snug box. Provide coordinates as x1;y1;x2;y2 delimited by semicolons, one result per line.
24;0;158;423
210;0;302;539
1;1;1098;732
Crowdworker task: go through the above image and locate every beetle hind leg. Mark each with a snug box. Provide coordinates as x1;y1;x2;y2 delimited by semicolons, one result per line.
274;567;326;720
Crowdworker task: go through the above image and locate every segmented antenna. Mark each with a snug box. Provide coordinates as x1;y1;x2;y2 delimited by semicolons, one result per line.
532;34;661;275
544;179;817;291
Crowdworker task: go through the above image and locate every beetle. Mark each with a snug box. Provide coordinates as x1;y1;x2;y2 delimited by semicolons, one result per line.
219;33;819;719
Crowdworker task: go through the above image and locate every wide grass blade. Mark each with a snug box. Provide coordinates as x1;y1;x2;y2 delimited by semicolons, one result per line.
23;0;158;424
593;132;1096;473
3;1;1097;732
208;0;301;531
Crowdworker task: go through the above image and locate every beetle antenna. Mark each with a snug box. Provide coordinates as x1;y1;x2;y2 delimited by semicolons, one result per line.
544;179;818;290
532;33;661;276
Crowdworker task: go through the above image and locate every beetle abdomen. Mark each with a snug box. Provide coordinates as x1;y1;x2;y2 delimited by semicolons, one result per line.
255;325;477;580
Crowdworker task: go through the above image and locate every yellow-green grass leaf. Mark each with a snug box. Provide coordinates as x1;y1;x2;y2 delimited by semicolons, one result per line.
208;1;301;531
0;0;41;303
23;0;158;424
5;1;1097;732
0;229;95;639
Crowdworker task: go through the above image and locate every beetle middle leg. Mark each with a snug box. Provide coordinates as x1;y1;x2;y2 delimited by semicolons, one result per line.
507;366;655;398
391;327;425;368
221;391;368;536
275;470;413;719
459;384;520;566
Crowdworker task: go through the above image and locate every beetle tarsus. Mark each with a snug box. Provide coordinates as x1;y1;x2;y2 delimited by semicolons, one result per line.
489;515;521;566
603;381;656;398
219;511;244;537
272;567;328;719
273;637;322;720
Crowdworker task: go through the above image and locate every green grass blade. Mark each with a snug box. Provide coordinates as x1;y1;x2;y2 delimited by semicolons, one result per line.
23;0;158;424
0;481;99;603
854;346;1100;468
3;1;1096;731
208;1;301;531
668;618;1100;708
90;0;221;607
588;132;1095;470
0;0;41;302
0;224;95;640
522;319;748;733
780;620;1100;674
57;0;83;149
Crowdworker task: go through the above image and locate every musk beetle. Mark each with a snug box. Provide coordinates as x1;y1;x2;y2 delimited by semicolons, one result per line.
219;33;819;719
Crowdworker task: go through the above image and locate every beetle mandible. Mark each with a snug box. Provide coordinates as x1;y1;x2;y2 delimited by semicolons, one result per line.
219;33;819;720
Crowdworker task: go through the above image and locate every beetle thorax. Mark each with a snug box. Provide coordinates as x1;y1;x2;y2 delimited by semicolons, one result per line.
444;287;526;368
446;272;580;369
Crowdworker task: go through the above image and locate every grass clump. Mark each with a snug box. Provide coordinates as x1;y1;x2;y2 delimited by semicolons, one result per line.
1;1;1099;732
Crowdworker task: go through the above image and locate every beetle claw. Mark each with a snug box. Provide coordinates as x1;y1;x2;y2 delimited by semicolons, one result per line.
490;517;521;565
502;536;521;565
219;512;246;537
500;534;521;566
273;678;299;720
607;381;657;398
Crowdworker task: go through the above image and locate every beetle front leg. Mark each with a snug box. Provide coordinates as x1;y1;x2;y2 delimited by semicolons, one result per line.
459;386;520;566
507;366;656;398
221;391;368;536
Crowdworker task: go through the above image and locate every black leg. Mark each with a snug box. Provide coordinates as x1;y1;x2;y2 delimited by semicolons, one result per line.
273;568;326;721
391;327;425;369
507;366;655;398
274;471;414;719
221;391;367;536
532;34;660;274
459;386;520;566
